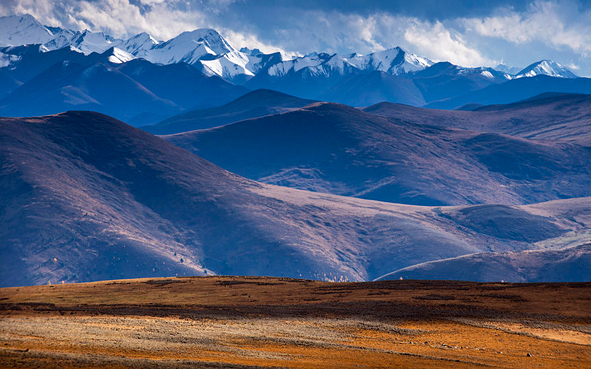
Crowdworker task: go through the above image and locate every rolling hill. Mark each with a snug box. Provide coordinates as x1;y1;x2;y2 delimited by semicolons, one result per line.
364;93;591;145
2;111;589;287
377;243;591;282
164;102;591;206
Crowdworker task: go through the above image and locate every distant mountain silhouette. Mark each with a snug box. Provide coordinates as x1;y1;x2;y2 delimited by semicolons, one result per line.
143;89;316;134
243;62;506;107
318;71;425;107
411;61;508;103
0;47;247;125
2;14;589;115
118;59;248;125
1;60;180;123
425;75;591;110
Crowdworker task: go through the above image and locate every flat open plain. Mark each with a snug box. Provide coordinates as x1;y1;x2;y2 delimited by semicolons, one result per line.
0;276;590;368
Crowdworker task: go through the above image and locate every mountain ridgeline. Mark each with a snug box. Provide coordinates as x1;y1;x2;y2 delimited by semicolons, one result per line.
2;14;591;126
143;89;317;135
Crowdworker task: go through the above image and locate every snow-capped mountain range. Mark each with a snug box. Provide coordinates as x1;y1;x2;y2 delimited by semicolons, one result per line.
0;14;579;83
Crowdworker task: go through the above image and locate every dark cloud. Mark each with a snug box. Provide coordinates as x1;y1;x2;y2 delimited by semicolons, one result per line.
230;0;531;20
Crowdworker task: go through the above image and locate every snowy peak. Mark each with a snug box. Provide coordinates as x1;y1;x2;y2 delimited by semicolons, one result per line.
199;49;253;80
515;60;578;79
264;47;433;80
0;14;55;46
181;28;234;55
241;48;291;75
415;61;510;81
306;53;355;77
344;47;433;75
0;14;125;55
134;28;256;81
148;28;234;65
0;15;123;56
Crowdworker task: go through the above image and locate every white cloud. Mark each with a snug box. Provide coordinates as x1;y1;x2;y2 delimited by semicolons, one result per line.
463;0;591;56
138;0;167;5
403;20;494;67
258;11;389;55
56;0;210;40
221;28;287;54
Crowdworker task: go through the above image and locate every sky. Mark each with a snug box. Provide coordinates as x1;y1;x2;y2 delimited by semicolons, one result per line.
1;0;591;76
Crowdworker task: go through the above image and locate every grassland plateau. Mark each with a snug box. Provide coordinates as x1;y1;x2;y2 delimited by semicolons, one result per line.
1;276;590;368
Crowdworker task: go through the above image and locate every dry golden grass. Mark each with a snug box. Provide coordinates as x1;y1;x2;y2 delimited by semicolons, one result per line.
1;276;590;368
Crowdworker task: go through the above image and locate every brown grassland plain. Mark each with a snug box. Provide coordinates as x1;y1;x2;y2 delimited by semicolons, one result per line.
0;276;590;368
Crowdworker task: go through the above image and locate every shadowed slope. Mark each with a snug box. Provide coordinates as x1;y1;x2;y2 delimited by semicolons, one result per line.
117;59;248;126
165;102;591;206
